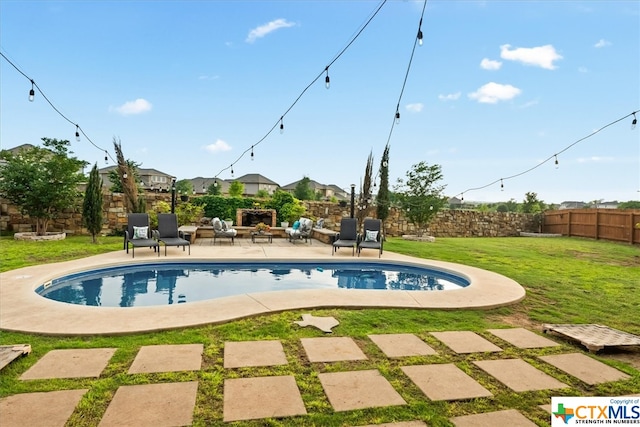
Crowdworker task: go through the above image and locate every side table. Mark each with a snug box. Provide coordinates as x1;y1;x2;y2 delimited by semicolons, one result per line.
251;232;273;243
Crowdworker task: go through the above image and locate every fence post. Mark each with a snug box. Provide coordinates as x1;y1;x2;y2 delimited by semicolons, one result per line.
595;210;599;240
567;211;572;236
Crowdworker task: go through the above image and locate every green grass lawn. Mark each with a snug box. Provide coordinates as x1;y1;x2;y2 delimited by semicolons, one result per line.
1;235;638;426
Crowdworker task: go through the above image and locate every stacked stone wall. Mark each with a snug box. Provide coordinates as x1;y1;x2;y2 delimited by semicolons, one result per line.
1;196;535;237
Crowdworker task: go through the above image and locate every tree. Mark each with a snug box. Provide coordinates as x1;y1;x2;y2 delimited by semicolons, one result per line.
228;180;244;197
357;151;374;228
107;159;141;193
113;137;142;212
175;179;193;196
0;138;87;235
294;176;314;200
376;144;390;223
207;182;220;195
393;161;447;236
265;190;295;223
619;200;640;209
521;192;545;213
83;163;104;243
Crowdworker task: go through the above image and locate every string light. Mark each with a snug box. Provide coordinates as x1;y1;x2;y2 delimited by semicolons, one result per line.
279;117;284;134
230;165;234;178
632;112;637;130
251;146;254;161
325;67;330;89
75;125;81;142
500;179;504;191
29;80;35;102
104;151;108;164
554;155;559;169
395;111;400;125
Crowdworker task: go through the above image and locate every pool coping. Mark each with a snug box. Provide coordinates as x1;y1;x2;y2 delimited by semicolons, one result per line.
0;243;526;336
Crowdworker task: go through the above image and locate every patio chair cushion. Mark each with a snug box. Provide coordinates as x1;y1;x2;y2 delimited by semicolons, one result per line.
133;226;149;239
364;230;378;242
212;218;223;231
292;220;300;230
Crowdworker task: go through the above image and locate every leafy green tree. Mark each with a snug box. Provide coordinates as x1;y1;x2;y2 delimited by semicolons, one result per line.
0;138;87;235
175;179;193;196
294;176;314;200
521;191;545;213
207;182;220;195
83;163;104;243
255;189;270;198
618;200;640;209
265;190;295;223
228;181;244;197
376;144;390;222
393;161;448;236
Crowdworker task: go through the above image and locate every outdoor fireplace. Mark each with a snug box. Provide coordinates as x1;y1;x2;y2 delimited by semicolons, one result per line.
237;209;277;228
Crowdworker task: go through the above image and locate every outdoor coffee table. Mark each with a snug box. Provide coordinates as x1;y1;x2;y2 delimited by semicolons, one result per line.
251;232;273;243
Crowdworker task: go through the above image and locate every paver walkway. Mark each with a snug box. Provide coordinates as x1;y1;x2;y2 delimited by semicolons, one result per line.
1;327;637;426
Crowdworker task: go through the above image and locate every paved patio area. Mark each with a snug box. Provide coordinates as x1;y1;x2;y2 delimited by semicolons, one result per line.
0;237;526;336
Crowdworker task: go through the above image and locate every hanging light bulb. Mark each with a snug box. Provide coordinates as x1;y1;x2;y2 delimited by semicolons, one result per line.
29;80;35;102
417;29;423;46
123;172;128;179
75;125;81;142
104;151;108;164
251;146;254;161
213;180;218;187
500;179;504;191
395;111;400;125
461;194;464;202
382;160;388;168
632;112;637;130
555;155;559;169
230;165;234;178
279;117;284;134
202;183;206;192
325;67;330;89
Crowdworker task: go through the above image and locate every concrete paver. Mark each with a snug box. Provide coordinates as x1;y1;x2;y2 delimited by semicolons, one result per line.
224;340;288;368
539;353;631;385
301;336;368;362
368;333;437;358
450;409;537;427
473;359;569;392
401;363;493;401
0;389;88;427
20;348;116;380
128;344;203;374
98;381;198;427
431;331;502;354
294;313;340;333
318;369;407;411
223;375;307;422
487;328;560;349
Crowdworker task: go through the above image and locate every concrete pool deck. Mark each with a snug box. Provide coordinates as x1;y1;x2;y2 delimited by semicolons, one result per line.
0;238;526;336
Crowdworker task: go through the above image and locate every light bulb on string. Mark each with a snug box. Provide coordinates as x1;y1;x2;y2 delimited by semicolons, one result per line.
554;155;559;169
251;146;254;161
279;117;284;134
395;111;400;125
123;172;128;179
104;151;108;164
500;179;504;191
29;80;35;102
230;165;234;178
417;29;423;46
325;67;330;89
632;113;637;130
75;125;80;142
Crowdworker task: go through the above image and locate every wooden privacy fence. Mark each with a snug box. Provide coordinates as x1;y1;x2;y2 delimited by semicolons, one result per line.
543;209;640;244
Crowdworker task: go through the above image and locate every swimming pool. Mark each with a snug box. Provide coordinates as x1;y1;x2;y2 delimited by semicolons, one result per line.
37;261;470;307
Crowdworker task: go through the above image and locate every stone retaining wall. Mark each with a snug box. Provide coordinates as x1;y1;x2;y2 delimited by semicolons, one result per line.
1;195;535;237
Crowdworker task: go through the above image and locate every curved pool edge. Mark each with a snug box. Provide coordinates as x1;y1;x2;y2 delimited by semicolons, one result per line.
0;247;526;336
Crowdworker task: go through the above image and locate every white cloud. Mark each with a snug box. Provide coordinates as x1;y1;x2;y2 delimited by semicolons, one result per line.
468;82;521;104
577;156;614;163
500;44;563;70
438;92;461;101
204;139;231;153
480;58;502;70
246;19;295;43
594;39;611;48
111;98;152;115
405;103;424;113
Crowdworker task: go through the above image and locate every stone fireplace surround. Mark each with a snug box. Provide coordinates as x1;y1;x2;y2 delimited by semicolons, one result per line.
236;209;277;228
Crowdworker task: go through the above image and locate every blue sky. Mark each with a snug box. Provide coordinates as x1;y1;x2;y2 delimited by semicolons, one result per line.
1;0;638;204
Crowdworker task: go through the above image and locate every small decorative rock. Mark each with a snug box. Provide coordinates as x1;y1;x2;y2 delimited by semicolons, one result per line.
294;314;339;333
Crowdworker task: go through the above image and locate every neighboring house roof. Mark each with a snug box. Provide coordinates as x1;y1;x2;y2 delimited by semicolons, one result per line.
3;144;38;155
448;197;462;205
559;201;587;209
189;177;229;194
281;178;326;191
234;173;279;186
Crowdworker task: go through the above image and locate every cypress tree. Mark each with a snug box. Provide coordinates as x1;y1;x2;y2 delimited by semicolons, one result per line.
83;163;104;243
376;144;390;222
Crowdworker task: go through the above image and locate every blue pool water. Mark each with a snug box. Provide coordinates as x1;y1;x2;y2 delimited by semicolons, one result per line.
37;261;470;308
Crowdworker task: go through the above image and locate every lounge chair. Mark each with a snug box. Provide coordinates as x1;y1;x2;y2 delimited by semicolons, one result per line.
285;217;313;244
332;218;359;256
156;213;191;256
358;218;383;258
124;213;159;258
212;217;237;245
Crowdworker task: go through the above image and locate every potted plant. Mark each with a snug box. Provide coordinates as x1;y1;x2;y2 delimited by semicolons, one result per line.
255;222;270;234
224;218;234;227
